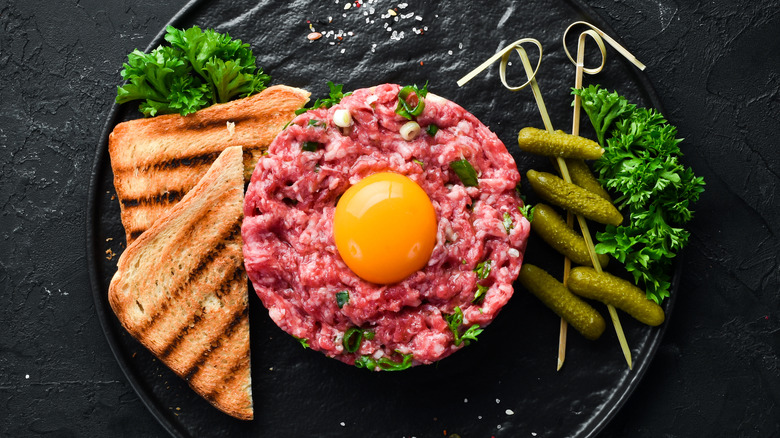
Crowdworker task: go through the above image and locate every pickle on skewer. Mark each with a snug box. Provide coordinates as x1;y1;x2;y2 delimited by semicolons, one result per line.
531;204;610;267
526;169;623;226
518;264;606;341
568;267;665;326
563;158;612;201
517;127;604;160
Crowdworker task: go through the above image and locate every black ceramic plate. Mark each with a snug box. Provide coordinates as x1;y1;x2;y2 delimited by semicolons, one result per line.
87;0;677;437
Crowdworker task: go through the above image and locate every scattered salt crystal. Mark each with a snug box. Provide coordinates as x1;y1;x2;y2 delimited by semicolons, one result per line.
478;415;483;420
497;425;503;430
25;374;29;379
464;398;468;403
398;2;408;8
506;409;515;415
448;50;453;55
532;433;538;437
340;422;346;427
459;42;463;49
496;398;501;404
344;3;351;9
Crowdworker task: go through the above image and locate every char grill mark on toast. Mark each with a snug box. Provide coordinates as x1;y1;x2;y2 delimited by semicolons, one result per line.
121;190;186;209
203;354;249;403
183;306;248;383
113;145;263;177
136;221;242;339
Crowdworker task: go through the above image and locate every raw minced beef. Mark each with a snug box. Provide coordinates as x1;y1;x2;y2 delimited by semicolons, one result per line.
242;83;530;369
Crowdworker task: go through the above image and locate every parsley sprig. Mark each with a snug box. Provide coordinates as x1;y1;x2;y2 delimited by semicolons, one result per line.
574;85;705;303
445;307;483;346
354;352;413;371
116;26;270;117
295;81;350;115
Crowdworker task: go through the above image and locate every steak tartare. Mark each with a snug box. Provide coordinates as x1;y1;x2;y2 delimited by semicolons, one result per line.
242;83;530;369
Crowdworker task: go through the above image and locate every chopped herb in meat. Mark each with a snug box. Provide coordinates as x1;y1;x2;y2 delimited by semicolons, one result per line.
336;290;350;308
354;352;413;371
445;307;483;346
450;159;479;187
395;82;429;119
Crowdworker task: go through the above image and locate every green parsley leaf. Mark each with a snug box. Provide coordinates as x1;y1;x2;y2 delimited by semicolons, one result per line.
450;159;479;187
474;260;492;280
301;141;322;152
518;203;535;222
472;284;489;304
117;26;270;117
444;306;483;346
502;212;514;234
295;81;351;115
574;85;705;303
294;337;309;349
354;352;413;371
336;290;350;308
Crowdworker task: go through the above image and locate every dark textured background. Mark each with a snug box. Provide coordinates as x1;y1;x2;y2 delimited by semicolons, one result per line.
1;0;778;437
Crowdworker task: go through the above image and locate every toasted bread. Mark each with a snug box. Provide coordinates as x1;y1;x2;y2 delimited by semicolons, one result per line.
108;146;253;420
109;85;310;244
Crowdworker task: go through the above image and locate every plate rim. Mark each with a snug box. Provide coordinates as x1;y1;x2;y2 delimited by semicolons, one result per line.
85;1;671;437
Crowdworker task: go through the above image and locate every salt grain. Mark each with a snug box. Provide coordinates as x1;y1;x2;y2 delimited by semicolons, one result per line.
506;409;515;415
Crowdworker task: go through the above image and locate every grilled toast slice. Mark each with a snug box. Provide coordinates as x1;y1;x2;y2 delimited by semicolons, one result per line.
109;85;309;244
108;146;253;420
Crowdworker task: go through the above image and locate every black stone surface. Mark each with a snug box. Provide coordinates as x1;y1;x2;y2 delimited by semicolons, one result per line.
1;1;778;437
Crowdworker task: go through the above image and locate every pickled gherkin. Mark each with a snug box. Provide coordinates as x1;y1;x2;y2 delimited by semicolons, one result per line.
517;127;604;160
568;267;665;326
518;264;606;340
526;169;623;226
531;204;609;267
563;158;612;202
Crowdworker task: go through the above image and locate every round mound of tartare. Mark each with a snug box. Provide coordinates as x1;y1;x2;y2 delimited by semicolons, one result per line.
242;83;530;370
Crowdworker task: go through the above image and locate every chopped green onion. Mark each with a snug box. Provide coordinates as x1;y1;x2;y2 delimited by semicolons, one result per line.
336;290;350;308
395;82;429;119
308;119;326;127
450;159;479;187
301;141;321;152
427;124;439;136
413;159;425;169
343;327;364;353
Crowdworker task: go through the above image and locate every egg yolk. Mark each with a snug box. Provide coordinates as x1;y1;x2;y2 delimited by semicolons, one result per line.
333;172;437;284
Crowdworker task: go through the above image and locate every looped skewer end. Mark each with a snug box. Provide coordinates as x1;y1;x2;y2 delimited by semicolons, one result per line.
562;21;646;72
457;38;544;91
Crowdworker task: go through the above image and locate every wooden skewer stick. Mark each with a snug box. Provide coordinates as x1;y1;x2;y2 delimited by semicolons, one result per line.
516;42;633;370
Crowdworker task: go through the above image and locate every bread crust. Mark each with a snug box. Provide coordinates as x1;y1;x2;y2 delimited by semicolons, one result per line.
109;85;310;244
108;146;253;420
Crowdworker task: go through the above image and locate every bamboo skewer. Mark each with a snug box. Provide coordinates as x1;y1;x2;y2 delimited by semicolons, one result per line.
457;23;646;369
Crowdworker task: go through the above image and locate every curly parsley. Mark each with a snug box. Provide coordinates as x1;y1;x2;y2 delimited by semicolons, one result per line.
574;85;705;303
116;26;270;117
